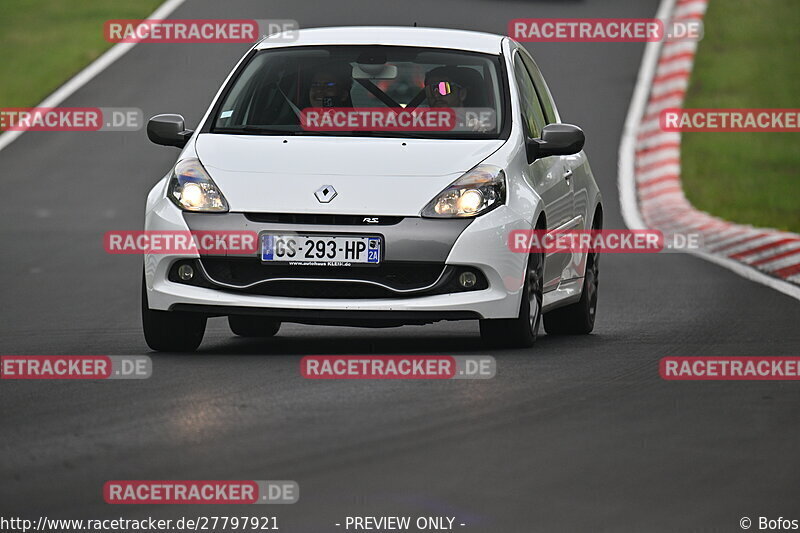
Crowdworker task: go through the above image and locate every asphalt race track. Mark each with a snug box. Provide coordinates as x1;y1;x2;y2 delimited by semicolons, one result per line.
1;0;799;531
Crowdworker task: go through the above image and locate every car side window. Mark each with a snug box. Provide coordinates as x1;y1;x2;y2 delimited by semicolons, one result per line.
519;50;560;125
513;53;547;139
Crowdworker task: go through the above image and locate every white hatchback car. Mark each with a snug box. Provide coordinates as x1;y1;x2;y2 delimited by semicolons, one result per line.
142;26;602;352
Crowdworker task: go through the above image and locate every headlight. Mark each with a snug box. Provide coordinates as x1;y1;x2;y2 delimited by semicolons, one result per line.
421;165;506;218
167;158;229;212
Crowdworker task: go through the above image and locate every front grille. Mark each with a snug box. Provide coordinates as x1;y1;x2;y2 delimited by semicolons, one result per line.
168;258;488;299
198;257;444;290
244;213;404;225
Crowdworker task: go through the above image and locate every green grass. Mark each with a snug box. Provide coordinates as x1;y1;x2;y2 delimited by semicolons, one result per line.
0;0;163;107
681;0;800;233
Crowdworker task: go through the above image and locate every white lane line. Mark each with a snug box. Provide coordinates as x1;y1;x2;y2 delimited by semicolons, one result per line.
0;0;187;154
618;0;676;231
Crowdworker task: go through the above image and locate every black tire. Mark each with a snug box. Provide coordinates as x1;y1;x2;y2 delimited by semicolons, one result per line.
141;276;206;352
543;246;599;335
228;315;281;338
479;250;543;348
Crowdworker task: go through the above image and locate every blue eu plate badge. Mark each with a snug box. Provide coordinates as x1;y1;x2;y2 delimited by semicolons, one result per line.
261;234;274;261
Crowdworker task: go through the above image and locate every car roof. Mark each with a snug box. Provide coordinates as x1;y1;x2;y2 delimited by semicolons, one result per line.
255;26;506;55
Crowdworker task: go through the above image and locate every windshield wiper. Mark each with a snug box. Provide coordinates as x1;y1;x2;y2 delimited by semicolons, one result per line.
213;126;299;135
214;126;349;137
356;131;457;139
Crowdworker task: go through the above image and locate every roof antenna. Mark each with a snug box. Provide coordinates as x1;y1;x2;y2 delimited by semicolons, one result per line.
413;22;417;27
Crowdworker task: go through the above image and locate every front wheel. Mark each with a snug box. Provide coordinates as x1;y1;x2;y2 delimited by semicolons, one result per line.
543;248;599;335
479;251;543;348
141;276;206;352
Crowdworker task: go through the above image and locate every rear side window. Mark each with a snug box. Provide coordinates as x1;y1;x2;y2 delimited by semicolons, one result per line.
512;53;546;138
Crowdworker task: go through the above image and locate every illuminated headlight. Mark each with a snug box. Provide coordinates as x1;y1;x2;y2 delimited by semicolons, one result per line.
421;165;505;218
167;158;229;212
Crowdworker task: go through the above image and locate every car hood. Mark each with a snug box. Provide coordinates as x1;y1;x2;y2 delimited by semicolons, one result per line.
194;134;504;215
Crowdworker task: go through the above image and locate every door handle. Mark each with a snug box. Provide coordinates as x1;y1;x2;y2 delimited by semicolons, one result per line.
563;169;573;181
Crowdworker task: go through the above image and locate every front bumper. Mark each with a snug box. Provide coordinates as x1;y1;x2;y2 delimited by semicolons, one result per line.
144;197;531;320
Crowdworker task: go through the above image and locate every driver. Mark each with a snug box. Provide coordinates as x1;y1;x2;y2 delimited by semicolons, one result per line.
308;62;354;108
424;66;492;132
424;66;470;108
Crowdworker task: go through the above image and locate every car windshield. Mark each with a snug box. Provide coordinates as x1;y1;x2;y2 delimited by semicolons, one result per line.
211;45;506;139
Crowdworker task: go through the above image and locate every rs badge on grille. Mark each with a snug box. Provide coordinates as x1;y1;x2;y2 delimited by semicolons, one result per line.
315;185;337;203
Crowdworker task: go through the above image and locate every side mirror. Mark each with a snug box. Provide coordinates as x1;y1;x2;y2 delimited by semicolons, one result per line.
147;114;193;148
526;123;585;162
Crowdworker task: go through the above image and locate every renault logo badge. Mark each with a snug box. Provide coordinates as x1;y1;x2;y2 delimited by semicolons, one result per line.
315;185;337;203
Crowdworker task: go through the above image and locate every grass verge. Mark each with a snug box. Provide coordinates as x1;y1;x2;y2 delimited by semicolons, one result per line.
681;0;800;233
0;0;164;108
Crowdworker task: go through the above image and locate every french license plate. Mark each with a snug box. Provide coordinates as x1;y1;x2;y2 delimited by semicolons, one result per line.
260;234;382;265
